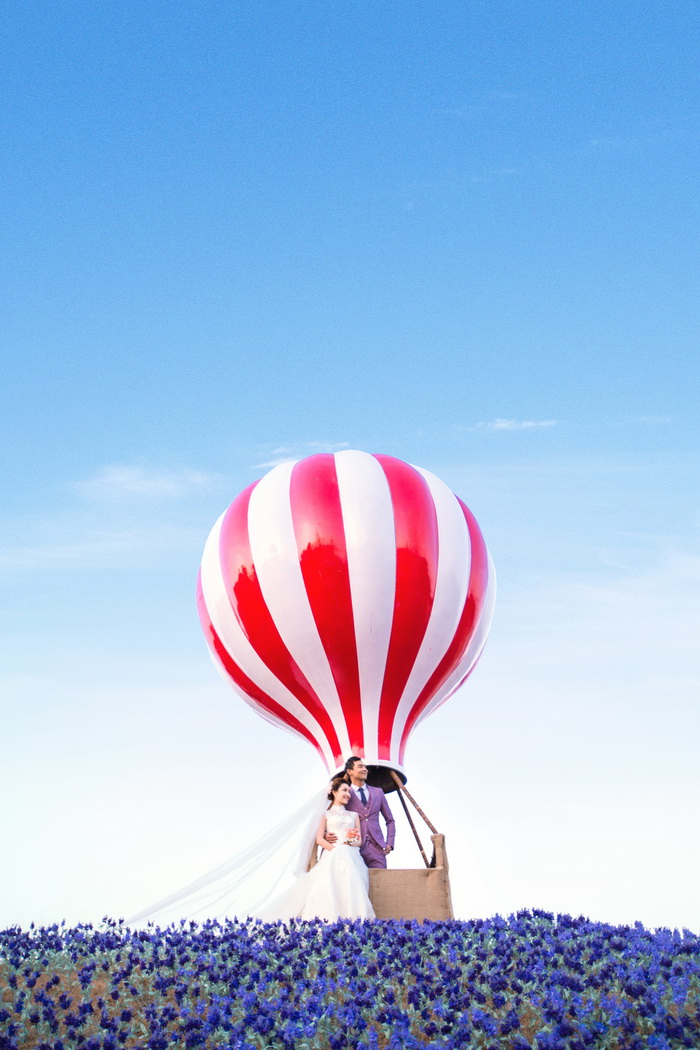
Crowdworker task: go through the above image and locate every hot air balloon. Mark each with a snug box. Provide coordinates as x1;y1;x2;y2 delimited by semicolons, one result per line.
197;450;495;790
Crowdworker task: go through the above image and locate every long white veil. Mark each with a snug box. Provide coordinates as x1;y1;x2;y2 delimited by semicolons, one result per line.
127;789;328;927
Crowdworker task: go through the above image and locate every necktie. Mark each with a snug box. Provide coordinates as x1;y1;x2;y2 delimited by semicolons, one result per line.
359;787;367;806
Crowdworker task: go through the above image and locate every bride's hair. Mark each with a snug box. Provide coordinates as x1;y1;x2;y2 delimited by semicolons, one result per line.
327;775;349;806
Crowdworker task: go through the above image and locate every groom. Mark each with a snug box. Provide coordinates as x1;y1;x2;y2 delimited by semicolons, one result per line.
342;756;396;869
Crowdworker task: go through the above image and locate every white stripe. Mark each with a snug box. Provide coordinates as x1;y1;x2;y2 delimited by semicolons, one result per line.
389;467;472;760
410;551;497;732
247;460;352;759
335;450;397;763
199;512;336;769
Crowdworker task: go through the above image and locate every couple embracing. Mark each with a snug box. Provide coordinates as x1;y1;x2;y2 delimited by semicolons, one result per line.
323;756;396;869
261;756;395;923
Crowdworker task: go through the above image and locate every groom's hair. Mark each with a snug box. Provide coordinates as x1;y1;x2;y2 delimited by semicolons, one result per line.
344;756;362;773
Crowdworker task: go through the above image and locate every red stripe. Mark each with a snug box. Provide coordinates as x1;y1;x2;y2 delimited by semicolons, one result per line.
196;573;326;764
373;455;439;760
398;497;490;763
289;455;364;753
217;481;343;763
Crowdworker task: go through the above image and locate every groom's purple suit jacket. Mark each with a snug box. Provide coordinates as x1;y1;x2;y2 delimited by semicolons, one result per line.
345;785;396;869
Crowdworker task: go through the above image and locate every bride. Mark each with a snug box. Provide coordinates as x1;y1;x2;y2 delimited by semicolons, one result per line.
259;776;375;922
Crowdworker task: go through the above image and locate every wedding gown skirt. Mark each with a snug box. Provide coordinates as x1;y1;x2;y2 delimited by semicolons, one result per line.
259;806;375;922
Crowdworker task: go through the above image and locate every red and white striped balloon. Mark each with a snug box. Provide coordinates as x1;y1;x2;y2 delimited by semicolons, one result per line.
197;451;495;780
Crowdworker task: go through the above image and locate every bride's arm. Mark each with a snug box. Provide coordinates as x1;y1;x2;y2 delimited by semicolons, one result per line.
315;813;334;850
348;814;361;845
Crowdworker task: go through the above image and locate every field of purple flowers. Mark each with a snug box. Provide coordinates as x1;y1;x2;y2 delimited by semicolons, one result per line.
1;911;699;1049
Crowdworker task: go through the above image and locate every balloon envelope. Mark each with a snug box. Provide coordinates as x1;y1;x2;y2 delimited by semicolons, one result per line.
197;451;495;783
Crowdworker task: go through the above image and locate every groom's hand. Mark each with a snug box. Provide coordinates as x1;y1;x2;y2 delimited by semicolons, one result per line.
325;831;338;844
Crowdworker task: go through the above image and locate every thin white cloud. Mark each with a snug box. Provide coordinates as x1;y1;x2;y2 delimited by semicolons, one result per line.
254;441;350;470
0;521;206;572
467;418;558;432
1;464;218;572
491;418;557;431
74;465;214;503
0;532;145;570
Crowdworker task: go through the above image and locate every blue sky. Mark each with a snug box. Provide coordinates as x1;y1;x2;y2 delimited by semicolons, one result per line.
2;2;699;931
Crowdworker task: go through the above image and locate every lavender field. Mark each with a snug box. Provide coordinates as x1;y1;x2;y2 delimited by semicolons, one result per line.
1;911;699;1049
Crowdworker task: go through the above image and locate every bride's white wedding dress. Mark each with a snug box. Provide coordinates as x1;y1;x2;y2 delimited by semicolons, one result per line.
259;805;375;922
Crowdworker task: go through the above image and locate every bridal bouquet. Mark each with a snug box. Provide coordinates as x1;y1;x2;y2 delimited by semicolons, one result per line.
342;828;361;846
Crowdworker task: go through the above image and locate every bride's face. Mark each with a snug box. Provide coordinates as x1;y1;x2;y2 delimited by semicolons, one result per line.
333;783;351;806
